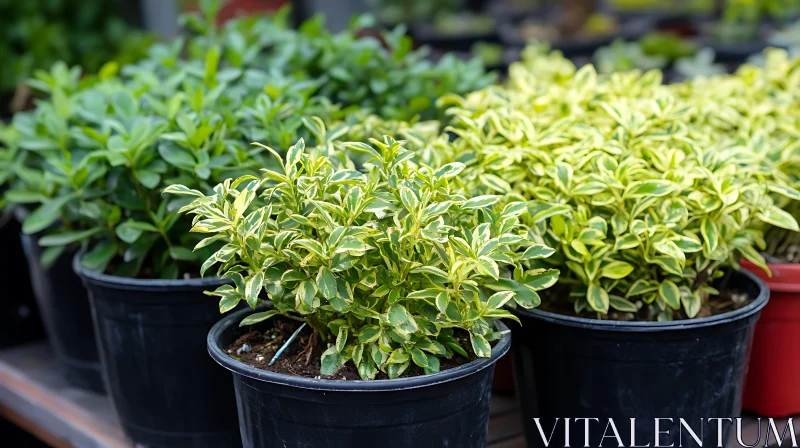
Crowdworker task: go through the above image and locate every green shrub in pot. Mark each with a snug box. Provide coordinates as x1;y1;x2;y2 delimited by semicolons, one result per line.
167;137;558;379
670;49;800;416
440;49;799;320
3;54;334;276
435;45;799;447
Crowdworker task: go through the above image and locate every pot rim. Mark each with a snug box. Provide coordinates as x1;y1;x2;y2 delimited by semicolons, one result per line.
514;269;768;332
742;259;800;293
207;306;511;392
73;248;225;290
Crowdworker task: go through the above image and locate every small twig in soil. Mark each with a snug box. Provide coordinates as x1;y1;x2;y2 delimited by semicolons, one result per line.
269;323;306;367
304;331;317;366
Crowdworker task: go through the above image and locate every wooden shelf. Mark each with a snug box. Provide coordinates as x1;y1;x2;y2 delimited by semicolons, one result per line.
0;342;523;448
0;342;131;448
2;342;794;448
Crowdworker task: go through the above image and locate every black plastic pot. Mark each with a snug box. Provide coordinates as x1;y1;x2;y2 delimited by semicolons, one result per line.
0;209;43;348
74;253;240;448
208;307;511;448
498;16;652;58
16;211;104;392
511;269;767;448
411;22;499;53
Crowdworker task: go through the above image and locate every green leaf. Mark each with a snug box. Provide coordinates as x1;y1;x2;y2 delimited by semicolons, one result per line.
388;304;418;333
462;195;500;209
163;184;204;197
410;347;429;368
654;240;685;264
387;361;410;379
600;261;634;279
521;244;555;260
757;206;800;232
412;266;449;280
701;217;719;255
682;294;702;318
82;242;118;271
336;325;349;352
320;346;343;375
614;234;640;250
524;269;560;290
39;228;103;247
587;284;610;313
23;195;75;234
4;190;45;204
470;333;492;357
239;310;279;327
530;204;572;223
433;162;465;179
246;273;263;308
624;180;675;198
424;356;440;375
659;280;681;310
487;291;515;309
609;296;638;313
478;256;500;279
296;280;317;308
387;348;410;363
116;221;144;244
358;325;381;344
169;247;198;261
399;187;419;212
285;138;305;169
135;170;160;189
316;267;337;300
627;279;657;297
40;246;66;270
768;184;800;201
480;173;512;193
159;142;195;169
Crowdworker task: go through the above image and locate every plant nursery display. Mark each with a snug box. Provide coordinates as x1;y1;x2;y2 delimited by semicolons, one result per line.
434;45;799;445
169;136;558;446
6;1;800;445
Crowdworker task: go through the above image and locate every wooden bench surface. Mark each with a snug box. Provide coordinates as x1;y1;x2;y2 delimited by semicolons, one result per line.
1;342;794;448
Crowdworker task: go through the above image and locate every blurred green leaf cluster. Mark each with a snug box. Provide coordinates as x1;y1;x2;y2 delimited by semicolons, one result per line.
0;0;155;107
0;1;495;279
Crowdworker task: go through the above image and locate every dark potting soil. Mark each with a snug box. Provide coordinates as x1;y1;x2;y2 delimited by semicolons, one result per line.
538;282;752;322
227;318;478;380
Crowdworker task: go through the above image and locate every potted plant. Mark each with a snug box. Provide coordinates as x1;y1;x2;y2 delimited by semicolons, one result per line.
676;49;800;417
5;53;252;444
0;124;42;348
0;64;107;391
439;48;798;446
166;136;559;447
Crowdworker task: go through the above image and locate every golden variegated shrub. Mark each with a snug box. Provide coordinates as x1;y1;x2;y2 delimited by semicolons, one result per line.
434;47;799;320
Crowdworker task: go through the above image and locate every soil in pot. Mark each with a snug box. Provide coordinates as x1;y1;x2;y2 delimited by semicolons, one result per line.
15;209;104;392
0;210;43;348
74;254;241;448
742;260;800;417
228;318;478;380
209;307;511;448
511;269;767;448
